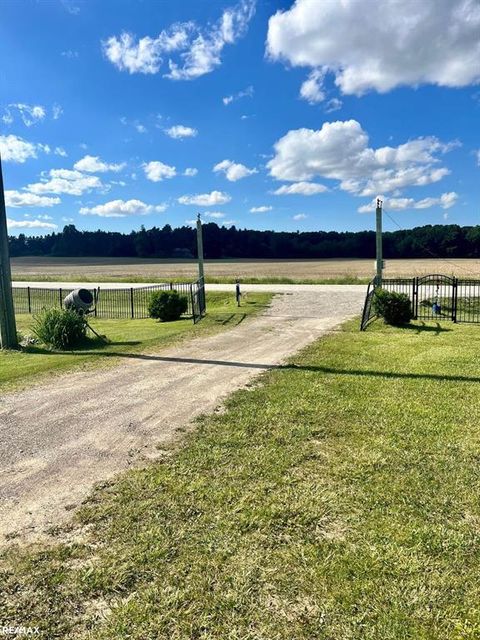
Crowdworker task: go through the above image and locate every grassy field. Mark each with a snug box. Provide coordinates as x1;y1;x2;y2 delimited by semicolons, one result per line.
1;292;271;392
11;256;480;284
2;318;480;638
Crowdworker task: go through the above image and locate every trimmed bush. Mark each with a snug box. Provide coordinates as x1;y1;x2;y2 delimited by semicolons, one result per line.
373;289;413;326
148;290;188;322
32;307;88;350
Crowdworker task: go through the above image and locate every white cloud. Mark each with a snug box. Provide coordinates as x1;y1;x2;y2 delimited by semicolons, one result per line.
61;0;80;15
143;161;176;182
184;167;198;176
178;190;231;206
135;122;147;133
80;199;166;217
213;159;257;181
325;98;342;113
273;181;327;196
55;147;68;157
74;155;126;173
268;120;454;196
0;134;48;163
61;50;79;59
6;103;46;127
165;125;198;139
223;85;254;105
358;191;459;213
103;0;255;80
52;104;63;120
7;218;58;230
102;32;165;74
476;150;480;166
205;211;225;219
250;205;272;213
5;191;61;208
27;169;103;196
267;0;480;96
293;213;307;220
1;111;13;125
299;70;325;104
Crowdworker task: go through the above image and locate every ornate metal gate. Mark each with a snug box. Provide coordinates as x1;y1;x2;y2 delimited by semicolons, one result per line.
415;274;456;322
359;274;480;329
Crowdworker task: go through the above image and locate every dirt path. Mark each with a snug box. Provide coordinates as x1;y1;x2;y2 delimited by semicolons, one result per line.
0;290;364;544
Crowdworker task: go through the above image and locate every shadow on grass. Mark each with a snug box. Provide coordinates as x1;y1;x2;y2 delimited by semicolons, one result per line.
368;320;452;334
21;340;142;355
400;322;452;334
25;350;480;383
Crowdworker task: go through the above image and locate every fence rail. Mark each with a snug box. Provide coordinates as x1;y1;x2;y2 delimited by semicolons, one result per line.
360;274;480;330
12;278;206;323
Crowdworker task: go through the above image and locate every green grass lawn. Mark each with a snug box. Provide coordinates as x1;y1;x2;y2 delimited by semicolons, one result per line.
0;292;271;392
2;319;480;638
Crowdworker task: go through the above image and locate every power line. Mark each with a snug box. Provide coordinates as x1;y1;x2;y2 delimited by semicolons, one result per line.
382;208;480;277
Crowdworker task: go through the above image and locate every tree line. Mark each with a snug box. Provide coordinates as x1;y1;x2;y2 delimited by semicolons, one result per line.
8;222;480;260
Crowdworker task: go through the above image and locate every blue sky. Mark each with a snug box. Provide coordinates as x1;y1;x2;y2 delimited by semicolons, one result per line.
1;0;479;236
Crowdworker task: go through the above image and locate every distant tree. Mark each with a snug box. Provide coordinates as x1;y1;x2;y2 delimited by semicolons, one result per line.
8;222;480;261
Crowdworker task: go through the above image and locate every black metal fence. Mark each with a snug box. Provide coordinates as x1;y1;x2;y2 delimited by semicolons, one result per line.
360;274;480;330
12;278;206;324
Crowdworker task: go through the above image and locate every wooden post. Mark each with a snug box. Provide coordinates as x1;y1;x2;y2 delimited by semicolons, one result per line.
375;198;383;286
0;154;18;349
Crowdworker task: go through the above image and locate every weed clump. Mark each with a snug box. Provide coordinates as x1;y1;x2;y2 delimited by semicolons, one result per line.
32;307;88;350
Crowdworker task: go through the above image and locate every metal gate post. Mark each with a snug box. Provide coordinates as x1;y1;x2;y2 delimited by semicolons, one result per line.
412;277;416;318
190;284;197;324
452;277;457;323
413;277;418;320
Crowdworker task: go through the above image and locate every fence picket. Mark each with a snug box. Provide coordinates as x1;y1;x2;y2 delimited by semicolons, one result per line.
12;279;206;324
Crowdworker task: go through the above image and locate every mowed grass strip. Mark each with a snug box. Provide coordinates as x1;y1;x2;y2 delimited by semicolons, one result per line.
11;273;370;285
0;292;271;391
2;320;480;638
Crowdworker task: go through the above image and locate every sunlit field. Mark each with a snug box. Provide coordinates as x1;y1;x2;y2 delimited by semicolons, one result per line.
11;256;480;284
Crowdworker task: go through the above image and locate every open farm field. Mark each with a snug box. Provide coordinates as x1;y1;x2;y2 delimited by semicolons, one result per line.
11;256;480;284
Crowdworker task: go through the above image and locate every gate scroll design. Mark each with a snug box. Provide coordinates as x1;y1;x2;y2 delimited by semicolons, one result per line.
415;274;456;322
360;273;480;329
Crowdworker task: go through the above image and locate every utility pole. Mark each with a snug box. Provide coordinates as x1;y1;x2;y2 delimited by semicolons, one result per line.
0;153;18;349
196;213;206;313
375;197;383;286
196;213;204;283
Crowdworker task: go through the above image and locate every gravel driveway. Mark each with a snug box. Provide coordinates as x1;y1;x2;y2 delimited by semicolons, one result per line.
0;288;365;544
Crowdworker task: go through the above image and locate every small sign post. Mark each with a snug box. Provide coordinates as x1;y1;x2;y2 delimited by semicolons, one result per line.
235;279;241;307
0;154;18;349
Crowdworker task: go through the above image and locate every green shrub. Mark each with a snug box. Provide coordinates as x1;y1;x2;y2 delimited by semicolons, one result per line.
32;307;88;350
148;290;188;322
373;289;413;326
